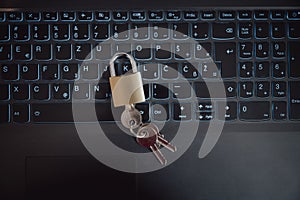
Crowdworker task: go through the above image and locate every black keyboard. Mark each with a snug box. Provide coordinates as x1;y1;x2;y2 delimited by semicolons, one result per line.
0;9;300;123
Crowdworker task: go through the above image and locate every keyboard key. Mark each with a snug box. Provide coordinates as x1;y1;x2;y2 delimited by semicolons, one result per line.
217;101;237;121
52;84;70;100
52;24;70;40
175;43;191;59
95;11;110;20
256;42;269;58
192;22;209;39
273;101;287;120
0;24;9;40
13;44;31;60
255;10;269;19
78;11;93;21
93;83;111;99
289;42;300;78
272;42;286;58
194;82;229;98
201;62;220;78
239;62;253;78
271;10;284;19
41;64;58;80
287;10;300;19
289;81;300;120
195;43;211;59
32;84;49;100
32;24;49;40
154;43;171;59
55;44;71;60
13;104;29;123
238;10;252;19
92;24;109;40
201;11;215;19
255;22;269;38
213;22;235;39
239;82;253;98
239;101;270;120
166;11;181;20
113;11;128;20
219;11;235;19
112;23;129;40
74;43;91;60
256;81;270;97
94;43;111;60
21;64;38;80
152;23;169;39
143;84;150;99
34;44;51;60
238;22;252;39
72;83;89;99
7;12;22;21
181;62;198;79
272;81;286;97
255;62;270;78
173;82;191;98
198;102;214;111
0;104;9;123
81;63;98;79
161;63;178;79
114;43;131;54
152;103;169;121
288;22;300;38
0;44;11;60
239;42;253;58
131;11;145;20
272;22;285;38
172;23;188;39
224;82;237;98
0;12;5;21
183;11;198;20
153;83;169;99
72;24;89;40
135;103;150;122
173;103;191;121
12;84;29;100
31;103;121;122
148;11;163;20
60;12;75;21
141;63;159;79
0;84;9;100
61;63;79;80
272;62;286;78
11;24;29;40
132;23;149;40
215;42;236;78
197;112;214;121
0;64;18;80
134;43;151;59
43;12;57;21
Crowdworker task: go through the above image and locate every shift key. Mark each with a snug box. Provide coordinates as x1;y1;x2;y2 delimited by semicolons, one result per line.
239;101;270;120
289;81;300;120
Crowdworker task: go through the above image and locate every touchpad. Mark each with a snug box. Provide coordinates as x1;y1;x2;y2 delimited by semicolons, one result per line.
25;156;137;200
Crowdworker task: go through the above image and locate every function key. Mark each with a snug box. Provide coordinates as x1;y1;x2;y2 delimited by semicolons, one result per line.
166;11;181;20
219;11;236;19
60;12;75;21
148;11;163;20
95;11;110;20
131;11;145;20
113;11;128;20
271;10;285;19
288;10;300;19
0;12;4;21
25;12;40;21
255;10;269;19
201;11;215;19
183;11;198;20
43;12;58;21
238;10;252;19
78;11;93;21
7;12;23;21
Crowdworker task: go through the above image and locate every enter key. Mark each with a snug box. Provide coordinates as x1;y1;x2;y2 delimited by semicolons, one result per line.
289;81;300;120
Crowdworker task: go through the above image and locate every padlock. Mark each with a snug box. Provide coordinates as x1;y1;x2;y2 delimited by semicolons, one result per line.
109;52;145;107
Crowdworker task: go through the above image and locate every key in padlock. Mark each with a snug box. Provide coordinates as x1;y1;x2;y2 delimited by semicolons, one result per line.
109;52;145;107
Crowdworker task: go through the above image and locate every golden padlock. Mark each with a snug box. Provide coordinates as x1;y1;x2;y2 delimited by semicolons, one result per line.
109;52;145;107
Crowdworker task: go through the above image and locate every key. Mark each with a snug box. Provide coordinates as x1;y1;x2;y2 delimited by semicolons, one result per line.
92;24;109;40
72;24;89;40
239;81;253;98
181;62;198;79
40;64;58;80
113;11;128;20
31;84;49;100
143;84;150;99
121;104;143;130
0;44;11;60
201;11;215;19
135;103;150;122
239;62;253;78
272;81;286;97
74;43;91;60
215;42;236;78
93;83;111;99
239;101;270;120
153;83;169;99
271;10;284;19
272;22;285;38
78;12;93;21
34;44;51;60
288;22;300;38
289;42;300;78
154;43;171;59
219;11;235;19
132;23;149;40
238;10;252;19
256;42;269;58
134;43;151;59
213;22;235;39
256;81;270;97
55;44;71;60
192;22;209;39
255;62;270;78
255;22;269;38
172;23;188;39
52;24;69;40
94;43;111;60
21;64;38;80
12;24;29;41
239;42;253;58
61;63;79;80
239;22;252;39
131;11;145;20
43;12;57;21
0;104;9;123
173;103;191;120
173;82;191;98
166;11;181;20
112;23;129;40
272;62;286;78
273;42;286;58
12;84;29;100
32;24;49;40
152;23;169;39
7;12;22;21
273;101;287;120
0;84;9;100
0;64;18;80
12;104;29;123
197;112;214;121
72;83;90;99
81;63;99;79
0;24;9;41
60;12;75;21
161;63;178;79
25;12;41;21
217;101;237;121
0;12;5;21
95;11;110;21
201;62;220;78
195;43;211;59
175;43;191;59
288;10;300;19
195;82;232;98
13;44;32;60
152;103;169;121
289;81;300;120
198;102;214;111
52;83;70;100
140;63;159;79
183;11;198;20
148;11;163;20
255;10;269;19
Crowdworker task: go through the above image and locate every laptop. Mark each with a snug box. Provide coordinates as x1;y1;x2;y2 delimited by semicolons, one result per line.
0;0;300;199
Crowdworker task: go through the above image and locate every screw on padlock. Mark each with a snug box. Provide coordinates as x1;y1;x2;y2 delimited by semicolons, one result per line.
109;52;145;107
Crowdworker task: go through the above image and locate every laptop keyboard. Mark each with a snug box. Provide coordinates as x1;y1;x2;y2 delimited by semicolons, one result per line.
0;9;300;123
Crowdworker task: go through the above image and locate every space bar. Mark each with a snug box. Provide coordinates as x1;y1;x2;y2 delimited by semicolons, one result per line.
31;103;120;122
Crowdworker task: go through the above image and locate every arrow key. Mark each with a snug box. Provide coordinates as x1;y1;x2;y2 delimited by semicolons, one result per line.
173;103;191;121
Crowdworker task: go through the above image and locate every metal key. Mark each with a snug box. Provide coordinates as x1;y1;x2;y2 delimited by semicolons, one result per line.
136;123;177;165
120;104;142;130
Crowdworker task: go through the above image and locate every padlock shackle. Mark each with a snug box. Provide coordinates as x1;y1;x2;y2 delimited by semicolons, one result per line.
109;52;138;77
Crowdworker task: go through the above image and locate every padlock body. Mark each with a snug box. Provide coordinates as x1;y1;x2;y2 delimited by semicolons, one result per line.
109;72;145;107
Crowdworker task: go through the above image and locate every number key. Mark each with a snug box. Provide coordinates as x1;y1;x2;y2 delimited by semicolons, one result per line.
272;81;286;97
256;81;270;97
